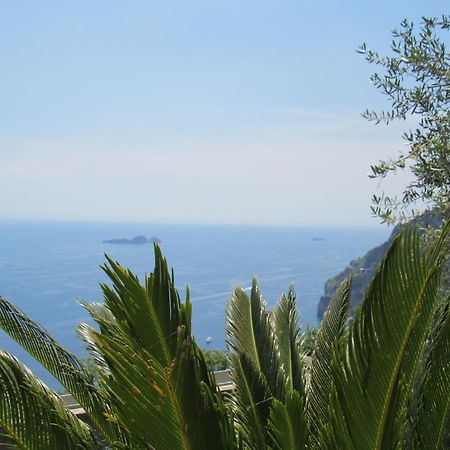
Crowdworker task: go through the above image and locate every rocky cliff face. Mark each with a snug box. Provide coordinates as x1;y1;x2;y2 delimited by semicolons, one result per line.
317;211;445;319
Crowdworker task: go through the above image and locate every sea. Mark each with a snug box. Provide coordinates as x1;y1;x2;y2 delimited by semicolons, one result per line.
0;221;389;389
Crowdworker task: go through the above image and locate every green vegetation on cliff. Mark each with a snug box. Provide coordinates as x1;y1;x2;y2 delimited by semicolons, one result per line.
318;211;445;318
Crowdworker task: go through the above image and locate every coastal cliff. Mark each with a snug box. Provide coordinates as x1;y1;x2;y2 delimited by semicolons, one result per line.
317;211;444;319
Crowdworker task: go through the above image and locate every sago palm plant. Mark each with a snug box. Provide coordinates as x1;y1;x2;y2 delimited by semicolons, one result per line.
0;223;449;449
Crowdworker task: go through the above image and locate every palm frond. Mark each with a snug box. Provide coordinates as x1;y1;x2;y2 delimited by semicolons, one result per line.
271;287;305;395
268;390;308;450
229;353;272;450
227;279;283;398
77;302;118;376
100;254;172;367
323;222;449;449
82;324;233;450
145;245;187;352
226;279;288;448
80;245;234;450
98;246;192;365
408;298;450;449
79;301;118;336
0;351;99;449
80;325;188;450
307;277;351;443
0;296;125;445
170;331;235;450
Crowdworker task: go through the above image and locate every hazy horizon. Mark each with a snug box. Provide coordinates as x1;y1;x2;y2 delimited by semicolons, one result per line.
1;1;445;227
0;216;389;229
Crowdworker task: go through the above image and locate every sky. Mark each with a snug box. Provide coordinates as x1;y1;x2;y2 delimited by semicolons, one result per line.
0;1;447;227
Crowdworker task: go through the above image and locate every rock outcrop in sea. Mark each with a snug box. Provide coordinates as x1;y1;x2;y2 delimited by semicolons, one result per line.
317;211;444;319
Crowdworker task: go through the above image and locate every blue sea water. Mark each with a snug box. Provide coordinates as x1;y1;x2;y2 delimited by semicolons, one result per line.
0;221;389;389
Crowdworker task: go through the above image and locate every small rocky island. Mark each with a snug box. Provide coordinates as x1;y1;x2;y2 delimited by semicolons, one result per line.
317;211;444;319
103;235;162;245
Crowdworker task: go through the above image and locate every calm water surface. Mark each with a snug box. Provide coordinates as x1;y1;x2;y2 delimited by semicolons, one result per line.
0;221;388;388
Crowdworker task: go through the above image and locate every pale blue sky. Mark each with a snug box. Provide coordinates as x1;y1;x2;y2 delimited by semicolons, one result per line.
0;1;446;226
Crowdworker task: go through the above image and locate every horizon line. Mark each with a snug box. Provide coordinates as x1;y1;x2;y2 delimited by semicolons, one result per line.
0;217;389;230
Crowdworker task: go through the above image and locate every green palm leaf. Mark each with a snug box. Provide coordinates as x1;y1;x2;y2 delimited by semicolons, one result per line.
408;298;450;449
77;302;117;376
79;301;118;335
229;353;272;450
80;326;189;450
79;246;234;450
0;351;99;449
307;277;351;443
0;296;125;446
100;254;172;367
171;334;234;450
80;310;232;450
271;287;305;395
268;390;308;450
323;223;449;449
227;279;283;398
146;245;187;353
226;279;287;448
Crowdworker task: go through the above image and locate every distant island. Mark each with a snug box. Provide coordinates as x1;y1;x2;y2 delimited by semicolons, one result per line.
311;237;326;241
103;235;162;245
